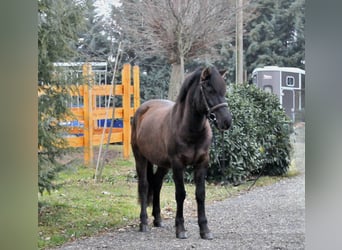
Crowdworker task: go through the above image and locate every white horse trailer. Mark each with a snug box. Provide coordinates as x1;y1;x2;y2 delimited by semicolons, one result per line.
251;66;305;121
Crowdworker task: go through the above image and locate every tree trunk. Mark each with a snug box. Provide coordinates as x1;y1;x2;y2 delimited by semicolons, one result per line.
168;56;184;101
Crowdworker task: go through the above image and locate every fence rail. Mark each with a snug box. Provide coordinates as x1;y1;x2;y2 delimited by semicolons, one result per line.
61;63;139;166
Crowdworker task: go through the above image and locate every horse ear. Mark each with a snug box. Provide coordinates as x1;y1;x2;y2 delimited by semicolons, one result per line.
219;69;228;78
201;67;211;81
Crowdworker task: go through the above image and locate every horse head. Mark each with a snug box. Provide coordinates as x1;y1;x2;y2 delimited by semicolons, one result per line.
199;67;232;131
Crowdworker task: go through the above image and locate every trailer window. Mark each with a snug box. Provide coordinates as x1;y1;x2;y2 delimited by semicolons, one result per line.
263;85;273;94
286;76;295;87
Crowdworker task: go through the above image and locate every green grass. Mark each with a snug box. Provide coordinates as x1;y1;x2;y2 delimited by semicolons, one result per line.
38;149;297;249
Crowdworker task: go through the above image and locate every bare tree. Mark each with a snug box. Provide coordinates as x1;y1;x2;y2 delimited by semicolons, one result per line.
118;0;237;101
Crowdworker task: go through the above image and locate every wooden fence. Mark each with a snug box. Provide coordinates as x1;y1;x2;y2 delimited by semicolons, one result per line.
65;63;140;166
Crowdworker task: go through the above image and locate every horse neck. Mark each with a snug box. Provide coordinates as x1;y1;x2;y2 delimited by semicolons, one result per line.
173;90;208;138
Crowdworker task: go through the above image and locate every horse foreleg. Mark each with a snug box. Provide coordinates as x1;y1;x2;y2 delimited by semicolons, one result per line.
152;167;168;227
194;166;213;240
172;166;187;239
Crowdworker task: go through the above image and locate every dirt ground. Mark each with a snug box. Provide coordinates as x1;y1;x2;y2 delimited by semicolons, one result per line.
57;145;122;166
52;123;305;250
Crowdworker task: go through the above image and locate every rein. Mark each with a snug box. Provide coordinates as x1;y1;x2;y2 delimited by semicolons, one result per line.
199;80;227;181
210;122;226;172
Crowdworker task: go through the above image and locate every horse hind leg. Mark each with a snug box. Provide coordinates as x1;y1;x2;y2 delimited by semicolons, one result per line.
146;162;154;206
151;166;169;227
135;155;150;232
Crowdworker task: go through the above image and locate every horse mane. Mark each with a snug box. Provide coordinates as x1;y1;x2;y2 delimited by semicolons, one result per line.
176;66;224;105
176;67;203;104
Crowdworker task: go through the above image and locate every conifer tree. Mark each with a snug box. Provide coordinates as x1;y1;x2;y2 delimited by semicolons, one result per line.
38;0;86;194
244;0;305;75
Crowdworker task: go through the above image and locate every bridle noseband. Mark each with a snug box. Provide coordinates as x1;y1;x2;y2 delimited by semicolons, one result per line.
199;81;228;123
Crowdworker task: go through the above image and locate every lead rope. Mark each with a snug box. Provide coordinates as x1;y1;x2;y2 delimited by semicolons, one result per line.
220;130;225;171
211;119;262;191
210;122;226;182
247;159;266;191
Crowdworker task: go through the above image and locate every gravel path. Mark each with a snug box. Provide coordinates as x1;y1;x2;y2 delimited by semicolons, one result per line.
54;123;305;250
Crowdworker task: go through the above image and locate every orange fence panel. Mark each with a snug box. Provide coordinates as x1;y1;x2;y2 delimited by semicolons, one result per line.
62;63;140;166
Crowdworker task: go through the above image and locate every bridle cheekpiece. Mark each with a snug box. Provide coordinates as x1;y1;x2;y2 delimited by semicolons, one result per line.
199;80;228;123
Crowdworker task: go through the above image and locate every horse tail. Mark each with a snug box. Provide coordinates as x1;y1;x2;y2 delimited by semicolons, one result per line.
131;110;138;147
147;162;154;206
132;105;155;206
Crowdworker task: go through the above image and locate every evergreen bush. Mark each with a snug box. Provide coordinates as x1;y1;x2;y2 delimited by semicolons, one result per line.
207;84;293;184
38;86;72;195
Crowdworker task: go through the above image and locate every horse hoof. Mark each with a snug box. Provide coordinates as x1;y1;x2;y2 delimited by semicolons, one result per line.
153;221;164;227
200;231;213;240
176;231;188;239
139;224;148;232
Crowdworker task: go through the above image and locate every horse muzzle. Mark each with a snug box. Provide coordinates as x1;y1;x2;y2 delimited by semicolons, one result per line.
210;109;232;131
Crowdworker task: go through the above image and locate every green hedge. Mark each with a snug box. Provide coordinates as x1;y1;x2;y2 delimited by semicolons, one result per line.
207;84;293;184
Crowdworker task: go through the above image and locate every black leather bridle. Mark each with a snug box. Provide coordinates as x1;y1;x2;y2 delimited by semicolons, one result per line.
199;81;228;123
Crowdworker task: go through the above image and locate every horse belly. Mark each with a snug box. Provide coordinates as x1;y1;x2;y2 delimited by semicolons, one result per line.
137;128;169;166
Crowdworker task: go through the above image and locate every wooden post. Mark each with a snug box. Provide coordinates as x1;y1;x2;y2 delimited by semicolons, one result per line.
235;0;244;84
83;63;94;167
133;65;140;112
122;64;131;159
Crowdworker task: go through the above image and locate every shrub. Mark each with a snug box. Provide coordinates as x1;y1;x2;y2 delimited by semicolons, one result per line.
207;84;293;184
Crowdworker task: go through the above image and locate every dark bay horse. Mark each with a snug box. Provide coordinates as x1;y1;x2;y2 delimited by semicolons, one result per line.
131;66;232;239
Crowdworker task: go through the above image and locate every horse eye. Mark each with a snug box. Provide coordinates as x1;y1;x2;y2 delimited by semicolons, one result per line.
205;84;214;94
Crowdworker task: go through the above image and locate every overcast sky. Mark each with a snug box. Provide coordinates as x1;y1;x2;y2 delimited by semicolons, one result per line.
94;0;121;19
